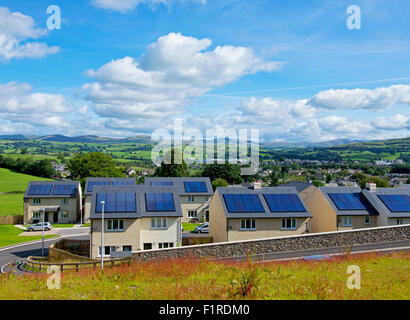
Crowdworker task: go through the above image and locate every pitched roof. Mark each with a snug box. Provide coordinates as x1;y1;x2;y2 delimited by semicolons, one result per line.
84;177;137;195
24;180;81;199
215;186;312;219
362;187;410;218
144;177;213;196
278;181;313;193
319;186;377;216
89;185;183;219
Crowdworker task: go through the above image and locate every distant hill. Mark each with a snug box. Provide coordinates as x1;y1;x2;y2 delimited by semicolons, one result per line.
260;139;362;149
0;134;153;144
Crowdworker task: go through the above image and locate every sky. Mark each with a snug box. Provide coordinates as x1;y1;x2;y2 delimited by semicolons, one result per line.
0;0;409;142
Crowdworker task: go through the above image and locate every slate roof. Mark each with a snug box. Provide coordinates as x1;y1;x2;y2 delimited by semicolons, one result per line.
84;177;137;195
144;177;213;196
362;187;410;218
278;181;313;193
89;185;183;219
216;187;312;219
24;180;81;199
319;187;377;216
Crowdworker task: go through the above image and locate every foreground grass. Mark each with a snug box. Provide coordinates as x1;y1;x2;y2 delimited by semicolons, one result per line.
0;252;409;300
0;225;57;248
0;168;53;193
182;222;201;232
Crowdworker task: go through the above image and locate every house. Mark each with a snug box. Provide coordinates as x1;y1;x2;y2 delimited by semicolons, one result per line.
83;177;137;223
89;185;183;258
125;168;136;176
144;177;213;223
209;185;312;243
304;186;378;233
23;181;82;224
362;183;410;226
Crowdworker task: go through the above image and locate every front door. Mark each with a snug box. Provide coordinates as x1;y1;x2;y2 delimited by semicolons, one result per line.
53;212;58;223
44;213;49;222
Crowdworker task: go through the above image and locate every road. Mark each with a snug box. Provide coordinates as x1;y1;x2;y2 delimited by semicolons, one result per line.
0;227;90;273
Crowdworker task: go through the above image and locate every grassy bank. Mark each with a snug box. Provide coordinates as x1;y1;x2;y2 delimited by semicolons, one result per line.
0;193;23;216
0;225;57;248
0;251;408;299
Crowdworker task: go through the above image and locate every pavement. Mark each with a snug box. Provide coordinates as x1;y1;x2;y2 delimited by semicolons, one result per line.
0;227;90;274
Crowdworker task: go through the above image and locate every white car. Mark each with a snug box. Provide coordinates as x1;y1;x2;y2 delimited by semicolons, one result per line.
194;222;209;233
27;222;53;232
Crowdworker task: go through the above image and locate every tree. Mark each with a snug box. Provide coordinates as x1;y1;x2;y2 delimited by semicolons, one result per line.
212;178;229;190
358;176;390;189
202;163;243;184
27;159;56;178
155;148;189;177
407;177;410;184
269;172;280;187
66;152;124;182
20;147;28;155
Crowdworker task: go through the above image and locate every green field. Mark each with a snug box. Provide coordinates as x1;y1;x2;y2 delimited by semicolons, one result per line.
0;168;53;193
0;225;57;248
0;193;23;216
182;222;201;232
0;252;408;299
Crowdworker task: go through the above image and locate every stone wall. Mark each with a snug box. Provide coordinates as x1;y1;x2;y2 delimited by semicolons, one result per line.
132;224;410;262
0;215;24;225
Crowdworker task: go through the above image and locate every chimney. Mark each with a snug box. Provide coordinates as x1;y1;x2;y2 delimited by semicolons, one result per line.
366;182;376;191
253;180;262;190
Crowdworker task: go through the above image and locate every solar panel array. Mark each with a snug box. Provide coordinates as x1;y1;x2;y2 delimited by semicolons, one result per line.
378;194;410;212
87;181;111;192
28;184;54;195
95;192;136;213
184;181;208;192
263;194;306;212
223;194;265;213
112;180;135;186
87;179;135;192
145;193;176;212
328;193;370;211
150;181;174;186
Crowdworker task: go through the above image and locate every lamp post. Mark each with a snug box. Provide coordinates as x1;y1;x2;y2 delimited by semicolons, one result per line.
100;201;105;271
41;208;45;257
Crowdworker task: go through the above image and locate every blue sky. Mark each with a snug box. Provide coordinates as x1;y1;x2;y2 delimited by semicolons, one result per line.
0;0;409;142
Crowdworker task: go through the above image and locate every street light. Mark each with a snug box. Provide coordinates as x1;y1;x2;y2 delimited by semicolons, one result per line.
41;208;45;257
100;201;105;271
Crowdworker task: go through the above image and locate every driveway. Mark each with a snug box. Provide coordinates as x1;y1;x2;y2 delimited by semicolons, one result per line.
0;227;90;274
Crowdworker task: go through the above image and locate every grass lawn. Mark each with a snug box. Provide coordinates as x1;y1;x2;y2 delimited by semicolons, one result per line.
0;225;58;248
0;251;408;299
0;168;53;193
182;222;201;232
52;224;75;228
0;193;23;216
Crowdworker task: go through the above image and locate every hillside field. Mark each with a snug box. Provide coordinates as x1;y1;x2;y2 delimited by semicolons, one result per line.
0;251;408;300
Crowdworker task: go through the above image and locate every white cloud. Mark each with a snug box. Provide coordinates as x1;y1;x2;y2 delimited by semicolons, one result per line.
308;84;410;111
0;7;59;61
91;0;206;13
0;82;72;128
83;32;280;120
372;114;410;130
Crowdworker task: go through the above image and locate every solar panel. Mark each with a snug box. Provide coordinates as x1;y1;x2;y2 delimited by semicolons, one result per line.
145;193;176;212
87;181;111;192
184;181;208;192
223;194;265;213
95;192;136;213
378;194;410;212
112;180;135;186
328;193;370;211
28;184;53;195
52;184;77;196
263;194;306;212
150;181;174;186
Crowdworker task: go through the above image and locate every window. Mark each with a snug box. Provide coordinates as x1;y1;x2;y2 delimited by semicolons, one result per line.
32;198;41;205
158;242;174;249
61;198;68;205
364;216;370;224
204;196;210;202
240;219;256;230
32;211;41;219
188;196;195;202
143;243;152;250
123;245;132;252
59;211;69;219
107;219;124;231
342;216;352;227
151;217;167;229
397;218;403;225
98;246;114;257
281;218;296;230
188;210;197;218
